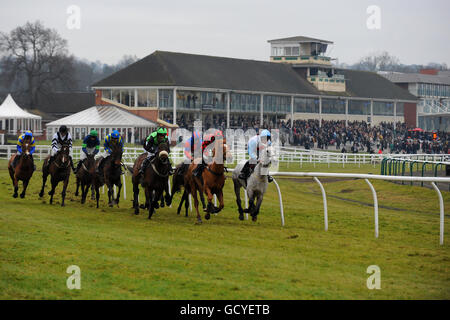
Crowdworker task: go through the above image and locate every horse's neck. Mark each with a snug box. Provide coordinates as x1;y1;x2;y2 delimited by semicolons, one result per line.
210;159;224;172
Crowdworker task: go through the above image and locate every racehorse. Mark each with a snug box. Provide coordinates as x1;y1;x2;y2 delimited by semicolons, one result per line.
8;142;34;198
170;163;206;217
39;142;71;206
130;142;171;218
94;141;123;208
75;153;96;204
185;138;232;224
232;146;274;222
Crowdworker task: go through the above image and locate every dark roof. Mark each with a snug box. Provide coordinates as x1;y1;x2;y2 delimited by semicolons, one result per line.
268;36;333;44
93;51;417;101
338;69;418;101
36;92;95;115
381;72;450;86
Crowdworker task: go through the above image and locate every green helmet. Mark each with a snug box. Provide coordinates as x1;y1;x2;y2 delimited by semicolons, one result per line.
156;127;167;135
90;130;98;137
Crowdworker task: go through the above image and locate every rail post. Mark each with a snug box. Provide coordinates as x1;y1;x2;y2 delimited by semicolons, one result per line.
313;177;328;231
365;179;379;239
431;182;445;245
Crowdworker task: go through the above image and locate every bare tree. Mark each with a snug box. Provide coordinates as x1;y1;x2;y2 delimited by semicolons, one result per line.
0;21;75;108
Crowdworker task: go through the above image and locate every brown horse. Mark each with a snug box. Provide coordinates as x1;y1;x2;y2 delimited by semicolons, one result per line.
94;142;123;208
185;138;233;223
39;143;71;206
131;142;171;218
8;142;34;198
170;162;206;217
75;153;96;204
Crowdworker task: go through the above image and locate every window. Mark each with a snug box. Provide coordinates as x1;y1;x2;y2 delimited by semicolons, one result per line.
292;47;299;56
102;90;111;100
284;47;292;56
137;89;157;107
159;89;173;109
348;100;370;115
373;101;394;116
396;102;404;116
322;99;345;114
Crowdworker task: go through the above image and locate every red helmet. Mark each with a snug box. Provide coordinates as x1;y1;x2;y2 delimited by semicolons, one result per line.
214;130;223;140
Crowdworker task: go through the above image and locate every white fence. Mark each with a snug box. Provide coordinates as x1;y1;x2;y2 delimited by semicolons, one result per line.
1;145;448;167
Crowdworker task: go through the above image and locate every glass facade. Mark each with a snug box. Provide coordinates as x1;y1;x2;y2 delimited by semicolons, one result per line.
396;102;404;116
322;98;345;114
230;93;260;112
263;95;290;113
294;97;319;113
373;101;394;116
159;89;173;109
417;83;450;98
137;89;158;107
348;100;370;115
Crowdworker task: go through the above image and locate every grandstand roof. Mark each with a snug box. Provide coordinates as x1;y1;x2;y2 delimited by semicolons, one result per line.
382;72;450;86
93;51;417;101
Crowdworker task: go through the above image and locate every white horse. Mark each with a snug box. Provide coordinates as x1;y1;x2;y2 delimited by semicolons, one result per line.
232;146;274;222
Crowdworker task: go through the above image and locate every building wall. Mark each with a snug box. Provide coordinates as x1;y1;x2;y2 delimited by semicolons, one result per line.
403;102;417;127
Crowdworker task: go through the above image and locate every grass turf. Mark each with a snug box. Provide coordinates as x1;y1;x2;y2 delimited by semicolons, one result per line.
0;160;449;299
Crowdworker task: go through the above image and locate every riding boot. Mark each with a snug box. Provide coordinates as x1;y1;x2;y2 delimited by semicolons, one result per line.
74;160;83;174
238;161;251;180
193;163;204;177
46;155;55;171
70;156;76;173
139;156;152;176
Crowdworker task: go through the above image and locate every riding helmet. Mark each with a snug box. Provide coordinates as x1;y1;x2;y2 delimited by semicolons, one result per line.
59;125;68;134
90;130;98;137
111;130;120;139
24;130;33;138
157;127;167;135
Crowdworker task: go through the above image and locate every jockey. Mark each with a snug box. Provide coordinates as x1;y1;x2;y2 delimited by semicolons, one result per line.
74;130;100;174
139;127;172;176
47;125;75;172
12;130;36;169
238;129;273;182
97;130;123;169
193;129;223;177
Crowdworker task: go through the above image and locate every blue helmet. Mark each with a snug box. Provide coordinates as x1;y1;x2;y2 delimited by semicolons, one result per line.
24;130;33;138
111;130;120;139
260;129;271;138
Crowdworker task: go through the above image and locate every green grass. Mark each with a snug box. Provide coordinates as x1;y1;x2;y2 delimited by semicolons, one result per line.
0;160;449;300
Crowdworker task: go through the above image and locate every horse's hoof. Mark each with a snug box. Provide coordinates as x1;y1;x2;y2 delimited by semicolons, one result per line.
48;191;52;196
20;194;25;199
252;215;257;222
13;193;18;198
195;219;202;225
213;206;220;214
154;203;159;209
134;209;139;215
139;204;146;209
239;214;244;221
39;192;43;198
205;213;210;220
109;203;113;208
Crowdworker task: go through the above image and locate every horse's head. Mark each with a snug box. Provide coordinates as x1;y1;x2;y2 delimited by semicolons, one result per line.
212;138;233;164
110;142;123;166
157;142;170;165
58;143;71;166
21;142;32;159
260;146;274;168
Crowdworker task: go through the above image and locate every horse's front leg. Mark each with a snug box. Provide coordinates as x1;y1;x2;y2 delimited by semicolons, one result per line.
252;194;264;222
61;176;69;207
107;183;114;207
49;179;57;205
149;188;163;219
12;174;19;198
177;189;186;215
164;179;171;207
75;177;80;196
215;189;224;214
233;180;244;220
132;180;140;215
39;169;48;198
203;185;215;219
20;179;30;199
95;184;100;209
115;182;122;207
190;183;202;224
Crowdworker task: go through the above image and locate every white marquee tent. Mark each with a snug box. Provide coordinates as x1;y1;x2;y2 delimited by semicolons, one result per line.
46;105;158;143
0;94;42;136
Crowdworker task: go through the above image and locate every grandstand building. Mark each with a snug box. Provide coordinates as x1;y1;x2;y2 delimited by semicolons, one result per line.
92;36;418;129
381;70;450;132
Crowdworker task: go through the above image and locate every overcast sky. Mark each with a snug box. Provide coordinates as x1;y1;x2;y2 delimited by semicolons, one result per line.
1;0;449;66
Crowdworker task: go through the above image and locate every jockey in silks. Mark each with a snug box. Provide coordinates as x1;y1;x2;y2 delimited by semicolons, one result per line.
177;130;202;176
139;127;173;176
74;129;100;174
47;125;75;172
192;129;223;177
238;129;273;183
12;130;36;170
96;130;124;173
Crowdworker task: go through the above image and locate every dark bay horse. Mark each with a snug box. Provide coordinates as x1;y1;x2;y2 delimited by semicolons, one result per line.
75;153;96;204
39;143;71;206
8;142;34;198
185;138;233;223
131;142;171;218
94;142;123;208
